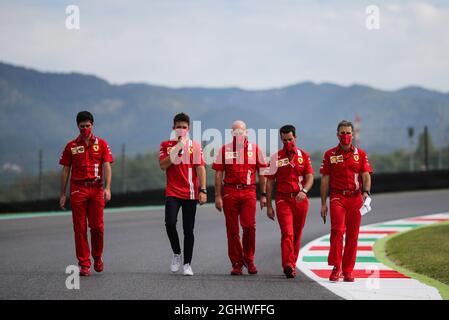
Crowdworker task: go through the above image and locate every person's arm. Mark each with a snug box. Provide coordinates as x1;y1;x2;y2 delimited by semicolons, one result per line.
256;146;268;209
296;173;314;202
103;162;112;202
197;165;207;205
258;172;267;209
159;138;187;171
60;166;71;210
361;150;373;202
215;170;224;212
159;147;181;170
361;172;371;202
159;154;172;171
303;173;314;191
320;175;330;224
266;178;275;221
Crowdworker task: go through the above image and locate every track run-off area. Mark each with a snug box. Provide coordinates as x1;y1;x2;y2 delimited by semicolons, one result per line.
0;189;448;300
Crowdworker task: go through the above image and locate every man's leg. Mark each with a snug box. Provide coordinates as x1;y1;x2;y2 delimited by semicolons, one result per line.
223;190;244;267
342;195;363;274
165;197;182;255
328;197;346;268
292;198;309;268
70;186;91;268
240;190;257;266
181;199;198;264
275;198;294;270
87;187;105;260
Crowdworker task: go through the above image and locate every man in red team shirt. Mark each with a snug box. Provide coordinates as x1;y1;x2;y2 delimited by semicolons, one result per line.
265;125;314;278
213;120;267;276
159;113;207;276
59;111;113;277
320;120;372;282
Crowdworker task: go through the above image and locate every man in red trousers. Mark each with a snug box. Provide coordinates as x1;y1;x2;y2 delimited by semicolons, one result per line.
213;120;267;276
320;120;372;282
59;111;113;277
265;125;314;278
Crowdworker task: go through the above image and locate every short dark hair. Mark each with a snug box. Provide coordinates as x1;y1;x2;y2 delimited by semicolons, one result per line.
279;125;296;137
173;112;190;126
337;120;354;132
76;111;94;125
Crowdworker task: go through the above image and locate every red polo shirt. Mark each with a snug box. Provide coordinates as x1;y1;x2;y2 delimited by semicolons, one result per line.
212;140;268;185
59;134;114;181
159;139;205;200
265;148;313;194
320;144;373;192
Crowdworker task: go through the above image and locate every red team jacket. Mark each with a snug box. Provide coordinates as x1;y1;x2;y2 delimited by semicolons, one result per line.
59;134;114;181
159;139;205;200
212;140;267;185
320;144;373;192
265;148;314;194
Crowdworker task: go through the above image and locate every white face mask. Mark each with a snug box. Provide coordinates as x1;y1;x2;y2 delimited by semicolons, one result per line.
173;128;189;140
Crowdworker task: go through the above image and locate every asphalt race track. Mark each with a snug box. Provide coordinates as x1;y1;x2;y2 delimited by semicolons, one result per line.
0;189;448;300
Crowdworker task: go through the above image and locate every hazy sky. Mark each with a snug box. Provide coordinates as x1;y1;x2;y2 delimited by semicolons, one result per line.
1;0;449;91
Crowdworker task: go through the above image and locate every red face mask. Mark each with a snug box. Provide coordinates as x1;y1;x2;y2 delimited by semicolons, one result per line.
339;133;352;146
283;140;296;153
80;127;92;139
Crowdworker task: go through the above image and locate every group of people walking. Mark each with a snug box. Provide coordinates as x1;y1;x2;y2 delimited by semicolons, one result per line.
59;111;372;282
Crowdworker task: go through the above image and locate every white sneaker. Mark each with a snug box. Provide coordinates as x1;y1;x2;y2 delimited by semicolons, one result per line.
171;254;181;273
183;263;194;276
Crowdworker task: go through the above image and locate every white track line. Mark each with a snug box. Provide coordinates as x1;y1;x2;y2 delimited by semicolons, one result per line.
297;212;449;300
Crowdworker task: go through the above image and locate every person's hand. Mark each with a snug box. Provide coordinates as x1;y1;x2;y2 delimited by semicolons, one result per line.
104;188;111;202
178;136;188;147
260;195;267;210
199;192;207;205
296;191;307;202
320;204;328;224
215;195;223;212
59;194;67;210
267;206;275;221
362;192;369;202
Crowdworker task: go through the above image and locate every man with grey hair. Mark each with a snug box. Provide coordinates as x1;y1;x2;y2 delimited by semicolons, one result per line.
213;120;268;275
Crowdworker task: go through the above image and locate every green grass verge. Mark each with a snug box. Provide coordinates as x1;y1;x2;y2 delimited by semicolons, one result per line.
373;221;449;300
